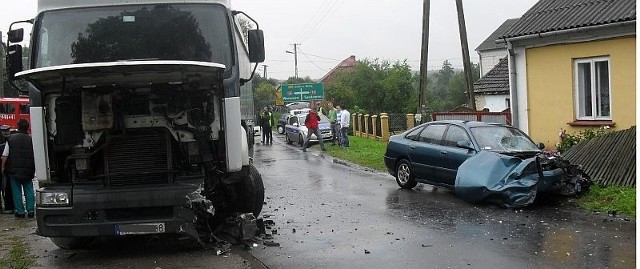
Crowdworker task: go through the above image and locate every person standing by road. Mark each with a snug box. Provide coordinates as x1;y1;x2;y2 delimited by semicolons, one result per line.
261;109;274;145
327;102;338;146
339;105;351;147
302;106;326;152
2;119;36;219
0;125;14;214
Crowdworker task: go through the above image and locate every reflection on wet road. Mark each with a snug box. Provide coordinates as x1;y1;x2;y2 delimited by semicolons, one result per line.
251;137;635;269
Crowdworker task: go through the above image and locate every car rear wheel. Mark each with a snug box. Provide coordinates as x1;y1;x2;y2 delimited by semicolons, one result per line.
396;160;417;189
298;134;304;146
278;126;284;134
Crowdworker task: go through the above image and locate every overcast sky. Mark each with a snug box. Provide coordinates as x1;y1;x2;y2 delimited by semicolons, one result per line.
1;0;538;80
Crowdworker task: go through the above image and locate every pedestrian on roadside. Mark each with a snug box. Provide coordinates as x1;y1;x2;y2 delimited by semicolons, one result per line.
339;105;351;147
261;109;274;145
335;105;343;146
2;119;35;219
327;102;339;146
301;105;326;152
0;125;14;214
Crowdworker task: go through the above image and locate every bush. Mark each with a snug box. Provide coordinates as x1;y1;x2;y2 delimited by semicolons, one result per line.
556;127;611;153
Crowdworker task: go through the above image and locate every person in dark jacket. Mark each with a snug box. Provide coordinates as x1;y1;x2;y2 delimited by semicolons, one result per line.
301;106;326;152
2;119;35;219
0;125;14;214
261;109;274;145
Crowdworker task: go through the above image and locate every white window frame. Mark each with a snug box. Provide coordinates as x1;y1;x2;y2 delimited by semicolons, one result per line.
573;57;612;120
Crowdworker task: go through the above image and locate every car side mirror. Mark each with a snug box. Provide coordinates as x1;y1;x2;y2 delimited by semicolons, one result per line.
456;141;475;151
537;142;545;150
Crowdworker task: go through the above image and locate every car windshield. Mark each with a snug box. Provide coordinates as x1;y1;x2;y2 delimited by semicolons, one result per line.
33;4;232;70
470;126;540;152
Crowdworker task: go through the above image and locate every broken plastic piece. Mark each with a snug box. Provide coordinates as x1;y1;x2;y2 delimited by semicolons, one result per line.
264;240;280;247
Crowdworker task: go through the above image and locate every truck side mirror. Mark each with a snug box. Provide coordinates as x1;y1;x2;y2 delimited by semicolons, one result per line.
8;28;24;43
248;29;265;63
7;44;23;80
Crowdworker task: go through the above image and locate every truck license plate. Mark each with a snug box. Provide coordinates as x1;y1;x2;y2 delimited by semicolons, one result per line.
115;223;165;235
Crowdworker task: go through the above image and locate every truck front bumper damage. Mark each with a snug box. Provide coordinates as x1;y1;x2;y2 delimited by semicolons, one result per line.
454;151;591;208
36;182;202;239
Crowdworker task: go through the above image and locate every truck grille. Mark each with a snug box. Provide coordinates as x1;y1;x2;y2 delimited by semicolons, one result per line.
106;130;171;186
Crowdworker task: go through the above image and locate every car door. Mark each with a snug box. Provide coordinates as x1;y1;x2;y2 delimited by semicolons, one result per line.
407;124;447;182
438;125;476;185
285;116;299;141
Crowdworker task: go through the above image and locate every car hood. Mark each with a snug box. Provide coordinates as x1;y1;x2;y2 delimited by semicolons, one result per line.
454;151;591;208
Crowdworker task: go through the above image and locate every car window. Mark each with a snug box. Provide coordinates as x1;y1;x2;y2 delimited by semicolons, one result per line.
289;116;298;125
405;126;424;141
443;125;471;148
418;124;446;144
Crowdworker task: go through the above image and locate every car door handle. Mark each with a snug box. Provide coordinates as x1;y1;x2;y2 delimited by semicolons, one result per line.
440;150;448;154
410;146;416;150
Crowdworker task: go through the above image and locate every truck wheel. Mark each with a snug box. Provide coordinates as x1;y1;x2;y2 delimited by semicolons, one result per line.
50;237;95;249
233;165;265;217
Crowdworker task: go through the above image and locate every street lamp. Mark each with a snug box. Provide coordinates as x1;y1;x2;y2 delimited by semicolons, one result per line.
285;43;299;79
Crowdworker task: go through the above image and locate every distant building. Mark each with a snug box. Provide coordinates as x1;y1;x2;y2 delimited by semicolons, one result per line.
475;18;519;76
473;57;509;112
318;55;357;88
473;18;518;112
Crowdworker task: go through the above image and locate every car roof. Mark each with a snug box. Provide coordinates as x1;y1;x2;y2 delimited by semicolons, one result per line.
425;120;508;128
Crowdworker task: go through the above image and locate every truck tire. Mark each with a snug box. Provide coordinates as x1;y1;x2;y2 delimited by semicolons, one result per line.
233;165;265;217
50;237;95;249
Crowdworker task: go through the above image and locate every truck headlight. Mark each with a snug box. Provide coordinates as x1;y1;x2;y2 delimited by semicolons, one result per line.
40;192;70;206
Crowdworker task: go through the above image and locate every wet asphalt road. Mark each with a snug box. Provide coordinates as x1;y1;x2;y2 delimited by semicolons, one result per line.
15;134;635;268
249;135;636;269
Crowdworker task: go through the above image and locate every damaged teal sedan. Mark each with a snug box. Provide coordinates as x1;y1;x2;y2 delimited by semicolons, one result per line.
383;120;590;208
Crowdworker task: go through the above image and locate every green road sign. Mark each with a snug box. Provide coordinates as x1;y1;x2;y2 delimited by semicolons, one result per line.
281;83;324;102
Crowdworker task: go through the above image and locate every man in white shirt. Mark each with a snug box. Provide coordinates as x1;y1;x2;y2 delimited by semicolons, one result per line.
339;105;350;147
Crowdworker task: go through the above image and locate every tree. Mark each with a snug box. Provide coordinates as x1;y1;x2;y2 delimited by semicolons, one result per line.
326;59;417;113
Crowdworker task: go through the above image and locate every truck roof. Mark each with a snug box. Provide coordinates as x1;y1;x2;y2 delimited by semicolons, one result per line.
38;0;231;13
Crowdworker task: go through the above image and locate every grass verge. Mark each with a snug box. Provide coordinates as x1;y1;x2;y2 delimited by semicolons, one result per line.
322;135;636;217
324;136;387;171
577;185;636;217
0;236;36;269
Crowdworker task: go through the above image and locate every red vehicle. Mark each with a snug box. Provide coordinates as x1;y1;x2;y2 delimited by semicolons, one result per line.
0;97;30;132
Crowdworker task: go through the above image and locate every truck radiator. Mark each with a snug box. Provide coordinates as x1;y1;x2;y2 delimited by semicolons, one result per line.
106;129;171;186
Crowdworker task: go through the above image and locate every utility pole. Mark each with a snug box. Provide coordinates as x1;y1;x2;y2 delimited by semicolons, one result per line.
455;0;477;111
286;43;300;79
418;0;430;123
262;64;268;79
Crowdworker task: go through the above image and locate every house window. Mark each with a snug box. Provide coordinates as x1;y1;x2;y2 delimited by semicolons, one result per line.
574;57;611;120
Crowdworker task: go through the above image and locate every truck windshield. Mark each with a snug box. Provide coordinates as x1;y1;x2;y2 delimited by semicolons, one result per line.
33;4;232;70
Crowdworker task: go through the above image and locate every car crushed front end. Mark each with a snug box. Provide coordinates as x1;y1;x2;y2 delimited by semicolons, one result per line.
454;150;592;208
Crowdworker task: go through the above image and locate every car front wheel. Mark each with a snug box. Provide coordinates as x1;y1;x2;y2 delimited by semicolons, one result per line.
396;160;417;189
285;133;292;144
298;134;304;146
